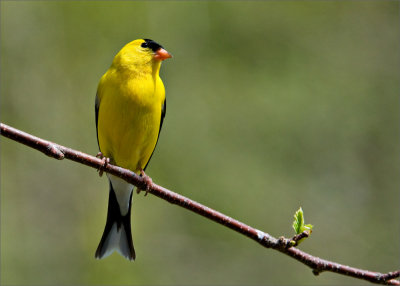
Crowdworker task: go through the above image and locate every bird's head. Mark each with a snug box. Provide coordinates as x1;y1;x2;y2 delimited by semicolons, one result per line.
112;39;172;73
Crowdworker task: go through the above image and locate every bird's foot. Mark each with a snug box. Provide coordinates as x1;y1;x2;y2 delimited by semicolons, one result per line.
96;152;110;177
136;169;153;196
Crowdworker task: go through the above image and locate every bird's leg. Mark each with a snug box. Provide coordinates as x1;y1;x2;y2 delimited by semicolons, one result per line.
136;168;153;196
96;152;110;177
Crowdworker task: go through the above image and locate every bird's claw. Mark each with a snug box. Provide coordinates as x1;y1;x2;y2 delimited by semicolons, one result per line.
96;152;103;159
96;152;110;177
136;169;153;196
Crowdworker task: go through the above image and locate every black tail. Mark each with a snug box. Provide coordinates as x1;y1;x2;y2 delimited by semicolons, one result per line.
95;181;135;261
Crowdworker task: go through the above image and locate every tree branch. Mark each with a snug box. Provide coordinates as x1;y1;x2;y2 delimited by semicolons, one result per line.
1;122;398;285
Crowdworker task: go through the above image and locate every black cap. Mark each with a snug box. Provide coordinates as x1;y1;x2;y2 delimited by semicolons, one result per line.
141;39;163;52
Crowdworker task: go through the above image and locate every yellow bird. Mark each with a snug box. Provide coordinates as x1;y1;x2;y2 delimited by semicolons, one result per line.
94;39;171;261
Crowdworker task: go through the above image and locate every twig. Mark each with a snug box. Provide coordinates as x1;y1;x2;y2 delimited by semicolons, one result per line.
289;230;310;247
1;122;399;285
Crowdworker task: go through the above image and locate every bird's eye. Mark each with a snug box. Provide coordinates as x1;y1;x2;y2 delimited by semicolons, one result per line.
141;42;148;48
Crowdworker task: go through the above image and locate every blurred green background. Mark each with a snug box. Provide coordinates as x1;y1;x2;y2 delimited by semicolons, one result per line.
1;1;399;285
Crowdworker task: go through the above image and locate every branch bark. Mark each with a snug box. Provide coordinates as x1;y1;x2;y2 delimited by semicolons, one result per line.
1;122;399;285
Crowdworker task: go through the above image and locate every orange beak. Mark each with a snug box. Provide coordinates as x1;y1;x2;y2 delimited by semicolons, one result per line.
154;48;172;61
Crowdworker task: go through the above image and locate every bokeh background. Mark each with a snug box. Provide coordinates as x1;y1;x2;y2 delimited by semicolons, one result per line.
1;1;399;285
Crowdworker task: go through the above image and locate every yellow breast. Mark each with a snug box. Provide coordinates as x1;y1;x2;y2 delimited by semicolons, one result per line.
97;68;165;174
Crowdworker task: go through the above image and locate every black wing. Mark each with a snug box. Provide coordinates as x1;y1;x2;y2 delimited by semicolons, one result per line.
143;98;166;171
160;98;166;133
95;93;100;148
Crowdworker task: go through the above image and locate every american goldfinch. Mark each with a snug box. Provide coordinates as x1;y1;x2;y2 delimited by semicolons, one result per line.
94;39;171;261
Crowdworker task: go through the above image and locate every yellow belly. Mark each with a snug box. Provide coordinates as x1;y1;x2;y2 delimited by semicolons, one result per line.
97;73;163;174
